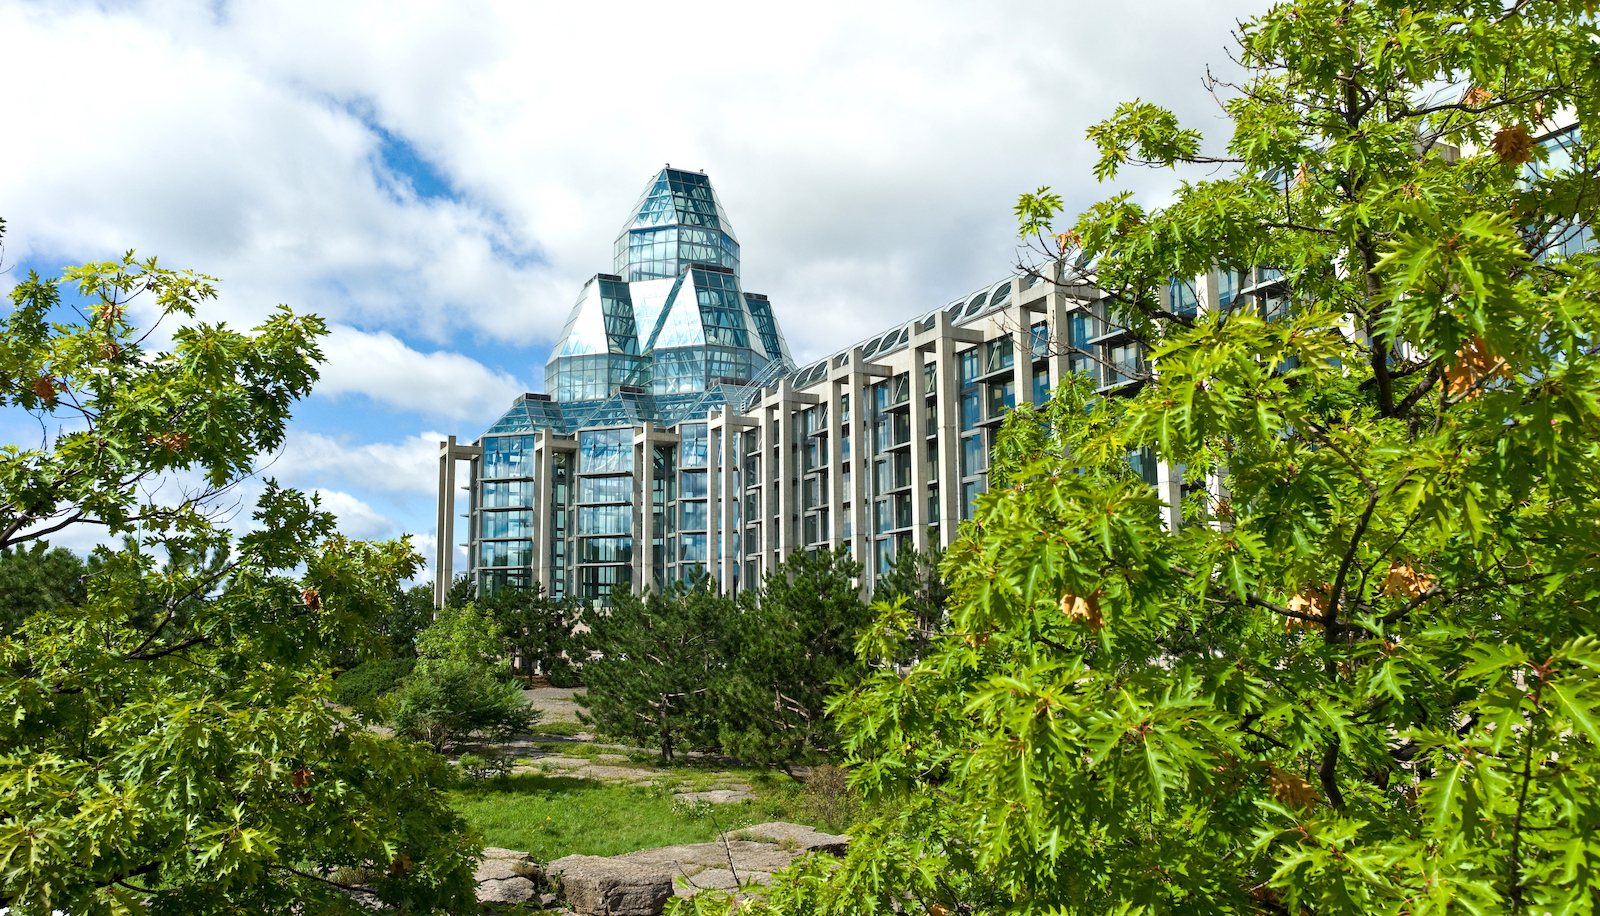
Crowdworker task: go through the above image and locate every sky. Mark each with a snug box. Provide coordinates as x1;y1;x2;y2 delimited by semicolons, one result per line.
0;0;1266;579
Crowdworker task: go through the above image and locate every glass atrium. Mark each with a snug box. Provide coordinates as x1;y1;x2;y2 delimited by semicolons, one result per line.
471;168;792;603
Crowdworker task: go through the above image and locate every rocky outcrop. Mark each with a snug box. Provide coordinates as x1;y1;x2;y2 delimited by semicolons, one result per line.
546;855;675;916
475;822;850;914
475;847;549;907
734;822;850;856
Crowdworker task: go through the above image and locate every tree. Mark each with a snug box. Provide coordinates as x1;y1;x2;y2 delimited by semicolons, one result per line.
577;575;732;762
385;601;540;753
718;548;872;770
693;2;1600;914
0;250;480;914
477;580;581;687
0;542;85;637
871;546;950;665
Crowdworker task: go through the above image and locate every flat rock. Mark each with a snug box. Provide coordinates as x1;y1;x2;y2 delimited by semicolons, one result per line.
476;846;542;883
549;854;674;916
478;875;542;905
735;822;851;856
672;788;754;804
619;839;793;875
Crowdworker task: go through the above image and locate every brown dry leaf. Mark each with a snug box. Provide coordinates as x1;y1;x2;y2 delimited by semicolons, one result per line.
1059;590;1104;631
29;376;57;403
301;588;323;611
1446;337;1510;399
1284;583;1329;632
1462;86;1492;107
290;767;314;789
1266;765;1321;808
1491;124;1535;165
1381;563;1436;599
1294;162;1309;187
930;907;950;916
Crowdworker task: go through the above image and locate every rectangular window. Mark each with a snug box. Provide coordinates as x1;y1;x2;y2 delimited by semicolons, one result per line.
578;504;632;536
894;492;912;529
1030;322;1049;360
875;537;895;575
578;537;633;563
959;348;981;383
875;459;892;496
803;514;819;545
984;337;1014;374
960;389;981;431
893;452;911;489
874;499;892;534
479;539;533;568
962;481;982;520
961;434;985;478
482;480;534;508
1033;366;1050;405
579;476;633;504
927;486;940;524
580;428;633;474
680;471;708;499
479;509;532;539
680;423;708;468
680;500;708;530
923;363;937;395
481;435;534;480
987;379;1015;419
680;533;708;563
892;411;911;446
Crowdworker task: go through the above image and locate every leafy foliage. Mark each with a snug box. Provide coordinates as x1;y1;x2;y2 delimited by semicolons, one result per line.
719;549;873;769
0;542;85;637
576;574;732;762
477;580;582;687
386;602;540;753
0;248;479;914
695;1;1600;914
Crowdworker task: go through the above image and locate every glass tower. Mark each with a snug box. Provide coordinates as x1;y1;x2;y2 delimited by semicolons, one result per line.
470;168;792;604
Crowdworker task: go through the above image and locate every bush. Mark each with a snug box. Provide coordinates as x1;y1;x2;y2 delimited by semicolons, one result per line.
333;656;415;719
386;602;540;753
387;659;539;753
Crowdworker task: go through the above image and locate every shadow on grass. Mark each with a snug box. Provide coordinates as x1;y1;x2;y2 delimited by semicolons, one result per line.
457;772;598;798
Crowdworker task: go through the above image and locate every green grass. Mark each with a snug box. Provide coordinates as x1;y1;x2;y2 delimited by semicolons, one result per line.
450;772;820;860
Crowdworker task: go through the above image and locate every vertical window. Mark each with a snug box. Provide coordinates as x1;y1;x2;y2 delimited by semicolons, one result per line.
680;423;708;468
580;428;633;474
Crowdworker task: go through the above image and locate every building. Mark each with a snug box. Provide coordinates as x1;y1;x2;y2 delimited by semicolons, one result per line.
434;166;1207;607
438;128;1589;608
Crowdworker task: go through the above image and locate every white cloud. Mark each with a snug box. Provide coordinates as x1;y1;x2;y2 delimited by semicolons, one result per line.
0;0;1263;358
0;0;1270;557
315;326;527;420
268;429;442;496
311;488;397;540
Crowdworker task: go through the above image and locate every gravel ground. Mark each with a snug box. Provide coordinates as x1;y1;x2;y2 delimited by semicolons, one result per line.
522;686;584;724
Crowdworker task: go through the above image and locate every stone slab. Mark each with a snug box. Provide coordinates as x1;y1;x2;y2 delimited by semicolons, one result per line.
549;854;674;916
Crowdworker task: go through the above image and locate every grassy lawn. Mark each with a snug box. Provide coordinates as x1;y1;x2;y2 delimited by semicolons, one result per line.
451;772;822;861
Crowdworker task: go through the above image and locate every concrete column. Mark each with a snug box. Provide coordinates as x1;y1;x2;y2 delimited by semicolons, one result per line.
826;369;846;551
908;344;932;553
634;423;653;593
1045;291;1073;392
716;406;743;594
533;432;553;595
932;329;967;548
434;435;482;608
435;437;454;608
1010;289;1037;409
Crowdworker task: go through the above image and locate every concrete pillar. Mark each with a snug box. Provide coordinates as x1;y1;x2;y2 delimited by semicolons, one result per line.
908;344;932;553
434;435;482;608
